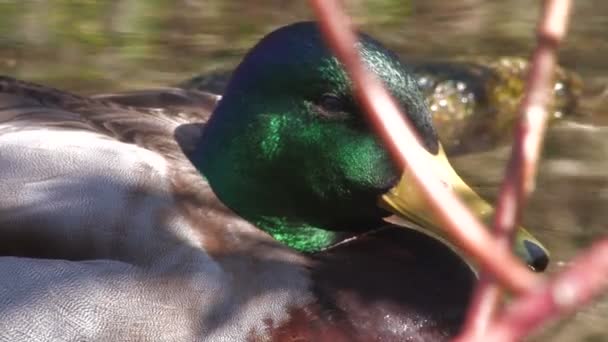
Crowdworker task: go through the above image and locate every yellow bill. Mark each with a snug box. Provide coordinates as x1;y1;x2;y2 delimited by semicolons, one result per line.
379;144;549;272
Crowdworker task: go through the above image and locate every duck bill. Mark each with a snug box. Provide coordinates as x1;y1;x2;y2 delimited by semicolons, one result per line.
379;145;550;272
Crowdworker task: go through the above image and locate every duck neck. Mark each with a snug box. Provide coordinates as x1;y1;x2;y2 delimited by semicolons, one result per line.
252;217;339;253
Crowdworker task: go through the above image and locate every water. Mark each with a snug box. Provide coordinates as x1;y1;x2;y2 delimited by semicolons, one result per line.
0;1;606;340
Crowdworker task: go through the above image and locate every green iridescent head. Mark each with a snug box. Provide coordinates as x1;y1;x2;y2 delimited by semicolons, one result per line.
194;22;549;272
195;22;438;252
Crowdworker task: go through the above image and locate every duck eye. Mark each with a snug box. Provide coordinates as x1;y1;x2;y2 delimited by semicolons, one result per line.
319;94;344;112
312;93;351;121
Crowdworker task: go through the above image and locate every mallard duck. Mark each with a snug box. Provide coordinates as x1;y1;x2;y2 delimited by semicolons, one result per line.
0;22;548;341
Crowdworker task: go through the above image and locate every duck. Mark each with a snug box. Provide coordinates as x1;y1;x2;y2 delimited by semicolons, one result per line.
0;22;549;341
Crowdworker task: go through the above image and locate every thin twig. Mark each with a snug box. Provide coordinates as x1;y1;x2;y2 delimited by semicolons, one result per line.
458;0;573;339
309;0;539;294
454;275;502;341
480;238;608;342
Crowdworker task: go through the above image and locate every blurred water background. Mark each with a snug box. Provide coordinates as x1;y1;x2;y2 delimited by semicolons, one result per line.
0;1;607;341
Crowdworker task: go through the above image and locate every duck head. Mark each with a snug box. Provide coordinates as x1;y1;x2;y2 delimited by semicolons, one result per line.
194;22;549;272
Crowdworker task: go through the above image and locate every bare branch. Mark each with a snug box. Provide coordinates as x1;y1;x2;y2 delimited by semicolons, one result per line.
458;0;573;338
308;0;539;294
481;238;608;342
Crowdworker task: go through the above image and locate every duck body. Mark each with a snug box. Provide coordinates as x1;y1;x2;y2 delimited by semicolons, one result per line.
0;22;506;341
0;78;473;341
0;76;473;342
0;77;308;341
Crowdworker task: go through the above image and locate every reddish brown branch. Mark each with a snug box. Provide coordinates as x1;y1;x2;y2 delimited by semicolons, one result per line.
308;0;539;294
454;275;503;341
458;0;573;339
480;238;608;342
309;2;608;341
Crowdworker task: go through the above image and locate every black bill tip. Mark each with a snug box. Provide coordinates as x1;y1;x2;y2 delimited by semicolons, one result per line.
524;239;550;272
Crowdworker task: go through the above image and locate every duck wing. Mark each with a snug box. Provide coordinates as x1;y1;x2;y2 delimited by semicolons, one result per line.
0;76;312;341
92;86;220;115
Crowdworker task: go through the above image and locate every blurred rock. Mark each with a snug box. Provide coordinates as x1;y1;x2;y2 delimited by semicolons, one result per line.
413;57;582;154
